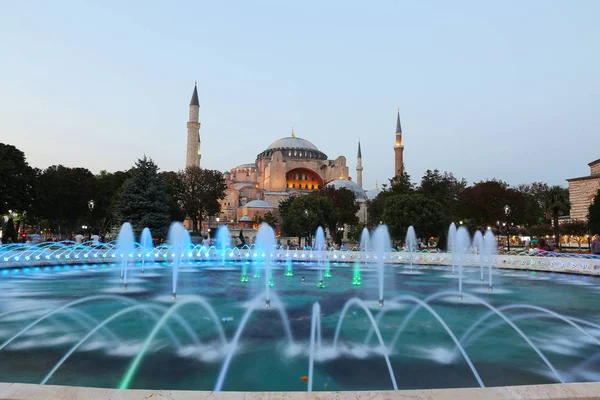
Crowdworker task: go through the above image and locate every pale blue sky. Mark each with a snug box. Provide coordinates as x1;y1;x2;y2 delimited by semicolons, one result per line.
1;0;599;188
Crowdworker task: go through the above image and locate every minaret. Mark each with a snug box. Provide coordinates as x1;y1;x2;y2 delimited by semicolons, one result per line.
394;109;404;176
186;82;201;168
356;139;363;188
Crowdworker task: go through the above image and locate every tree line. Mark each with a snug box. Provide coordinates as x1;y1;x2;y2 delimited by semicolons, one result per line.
366;169;600;249
0;143;225;242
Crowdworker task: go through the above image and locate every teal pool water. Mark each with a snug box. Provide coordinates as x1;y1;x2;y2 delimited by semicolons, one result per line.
0;261;598;391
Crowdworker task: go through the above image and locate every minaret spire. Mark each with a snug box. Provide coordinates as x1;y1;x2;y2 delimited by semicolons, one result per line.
190;82;200;107
394;109;404;176
356;139;363;188
186;82;201;168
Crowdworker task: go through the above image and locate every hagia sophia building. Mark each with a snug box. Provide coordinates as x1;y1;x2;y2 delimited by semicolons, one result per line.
185;83;404;237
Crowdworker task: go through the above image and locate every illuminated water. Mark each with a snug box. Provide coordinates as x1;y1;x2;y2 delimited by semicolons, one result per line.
0;260;599;391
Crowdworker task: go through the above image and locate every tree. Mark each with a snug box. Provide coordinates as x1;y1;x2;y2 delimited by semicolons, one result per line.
1;218;17;244
176;166;226;233
561;220;588;250
588;189;600;236
543;185;570;248
0;143;36;215
418;170;466;217
388;170;416;195
114;156;172;239
160;171;186;222
95;170;131;234
317;187;359;244
253;211;279;228
279;195;334;244
515;182;549;226
367;171;415;228
382;194;445;243
526;223;552;238
459;180;525;228
36;165;96;236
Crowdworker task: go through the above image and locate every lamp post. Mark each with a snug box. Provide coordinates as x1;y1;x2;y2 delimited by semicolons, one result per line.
304;209;309;248
337;226;344;246
504;205;511;252
216;217;220;230
87;199;95;240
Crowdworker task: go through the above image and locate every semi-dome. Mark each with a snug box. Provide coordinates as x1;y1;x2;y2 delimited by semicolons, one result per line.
326;179;368;201
257;134;328;160
242;200;275;209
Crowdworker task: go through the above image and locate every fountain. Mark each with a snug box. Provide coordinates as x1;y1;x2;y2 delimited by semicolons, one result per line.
448;222;457;274
454;226;471;299
372;224;391;307
483;229;497;290
472;230;484;281
314;227;326;285
405;225;417;270
167;222;191;300
284;246;293;276
255;223;275;306
116;223;134;289
0;220;599;393
215;225;230;266
139;228;154;274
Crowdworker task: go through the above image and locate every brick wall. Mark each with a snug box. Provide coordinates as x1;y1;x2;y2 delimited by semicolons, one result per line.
568;178;600;220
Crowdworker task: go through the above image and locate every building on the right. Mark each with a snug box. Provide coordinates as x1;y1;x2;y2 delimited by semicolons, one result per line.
567;158;600;220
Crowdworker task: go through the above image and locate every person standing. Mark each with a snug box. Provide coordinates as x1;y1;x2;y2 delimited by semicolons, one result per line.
591;234;600;255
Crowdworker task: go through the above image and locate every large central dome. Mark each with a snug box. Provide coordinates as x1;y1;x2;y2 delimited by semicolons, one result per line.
257;133;328;160
267;137;319;151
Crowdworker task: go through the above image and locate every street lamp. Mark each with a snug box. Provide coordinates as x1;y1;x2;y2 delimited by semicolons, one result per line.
87;199;95;239
304;209;309;248
216;217;220;228
504;205;511;252
337;226;344;246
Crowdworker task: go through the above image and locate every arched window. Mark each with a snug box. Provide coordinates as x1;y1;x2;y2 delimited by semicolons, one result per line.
298;184;302;189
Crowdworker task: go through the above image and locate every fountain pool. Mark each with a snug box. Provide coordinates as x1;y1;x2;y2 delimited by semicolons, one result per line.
0;257;599;391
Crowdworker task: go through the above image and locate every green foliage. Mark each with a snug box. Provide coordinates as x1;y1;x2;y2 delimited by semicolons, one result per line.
95;170;131;232
526;223;552;237
317;186;360;243
114;156;172;239
544;185;570;247
588;189;600;235
382;194;445;242
459;180;525;227
253;211;279;228
159;171;186;222
279;195;334;240
347;223;366;242
388;170;415;195
1;218;17;244
515;182;549;226
418;169;466;223
0;143;36;215
176;166;226;232
561;220;588;236
35;165;96;234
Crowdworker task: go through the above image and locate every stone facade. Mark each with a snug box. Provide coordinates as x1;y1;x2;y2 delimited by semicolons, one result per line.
220;134;349;226
567;159;600;220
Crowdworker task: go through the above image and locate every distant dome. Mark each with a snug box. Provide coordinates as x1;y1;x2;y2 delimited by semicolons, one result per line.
257;135;327;160
242;200;274;209
326;179;368;201
366;188;383;200
234;163;256;169
267;137;319;151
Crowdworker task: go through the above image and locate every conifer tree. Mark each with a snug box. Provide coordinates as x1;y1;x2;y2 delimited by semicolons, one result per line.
115;156;171;239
